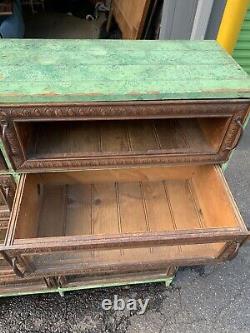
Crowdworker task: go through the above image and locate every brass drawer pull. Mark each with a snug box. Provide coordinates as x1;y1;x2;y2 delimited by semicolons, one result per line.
223;117;244;152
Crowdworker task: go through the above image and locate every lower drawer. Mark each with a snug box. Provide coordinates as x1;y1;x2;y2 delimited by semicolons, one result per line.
2;165;249;278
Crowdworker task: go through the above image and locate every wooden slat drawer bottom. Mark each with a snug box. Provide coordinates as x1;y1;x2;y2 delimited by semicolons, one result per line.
2;165;249;278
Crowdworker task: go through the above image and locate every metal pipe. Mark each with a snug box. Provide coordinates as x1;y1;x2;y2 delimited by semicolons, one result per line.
217;0;250;53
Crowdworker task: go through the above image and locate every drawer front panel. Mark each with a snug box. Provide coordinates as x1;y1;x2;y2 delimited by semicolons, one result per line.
0;100;248;171
3;166;249;278
3;243;234;278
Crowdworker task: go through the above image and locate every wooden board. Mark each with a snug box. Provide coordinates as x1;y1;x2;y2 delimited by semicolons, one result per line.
112;0;150;39
0;40;249;104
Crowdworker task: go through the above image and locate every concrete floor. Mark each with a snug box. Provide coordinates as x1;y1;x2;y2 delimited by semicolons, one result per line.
0;123;249;333
24;12;105;39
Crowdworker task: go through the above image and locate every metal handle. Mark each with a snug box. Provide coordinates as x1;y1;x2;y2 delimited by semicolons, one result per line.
1;185;9;203
11;257;25;278
223;117;244;152
0;120;13;156
1;251;25;278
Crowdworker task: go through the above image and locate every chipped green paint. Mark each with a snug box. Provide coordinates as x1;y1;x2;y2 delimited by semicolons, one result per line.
0;40;249;104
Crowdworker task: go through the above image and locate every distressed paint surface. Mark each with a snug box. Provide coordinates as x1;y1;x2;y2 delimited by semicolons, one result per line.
233;6;250;74
0;40;249;104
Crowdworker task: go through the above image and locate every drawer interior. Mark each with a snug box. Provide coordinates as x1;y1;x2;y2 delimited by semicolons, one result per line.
15;117;230;159
14;166;243;239
9;165;246;269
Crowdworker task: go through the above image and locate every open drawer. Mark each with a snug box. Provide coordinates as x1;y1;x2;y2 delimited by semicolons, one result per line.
2;166;249;278
1;100;248;172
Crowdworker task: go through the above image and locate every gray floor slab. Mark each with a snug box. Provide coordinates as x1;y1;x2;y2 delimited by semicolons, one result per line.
0;124;249;333
24;12;105;39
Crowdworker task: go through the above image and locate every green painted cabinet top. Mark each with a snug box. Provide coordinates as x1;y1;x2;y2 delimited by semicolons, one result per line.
0;39;250;104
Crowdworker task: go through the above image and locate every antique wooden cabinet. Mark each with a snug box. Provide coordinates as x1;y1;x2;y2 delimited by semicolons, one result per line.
0;39;249;296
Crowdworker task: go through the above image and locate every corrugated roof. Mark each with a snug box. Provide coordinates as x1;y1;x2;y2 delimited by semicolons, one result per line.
233;6;250;74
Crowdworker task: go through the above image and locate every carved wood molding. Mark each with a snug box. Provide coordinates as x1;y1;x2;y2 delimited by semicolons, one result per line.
221;110;247;152
0;100;248;120
0;210;10;221
0;121;25;169
19;154;225;171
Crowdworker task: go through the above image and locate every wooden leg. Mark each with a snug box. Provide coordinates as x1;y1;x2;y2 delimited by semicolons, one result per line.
58;289;65;297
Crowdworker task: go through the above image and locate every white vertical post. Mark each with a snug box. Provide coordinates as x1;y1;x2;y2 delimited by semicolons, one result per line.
191;0;214;40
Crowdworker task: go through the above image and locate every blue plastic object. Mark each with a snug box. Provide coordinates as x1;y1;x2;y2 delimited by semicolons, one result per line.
0;0;24;38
